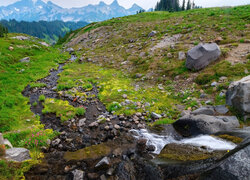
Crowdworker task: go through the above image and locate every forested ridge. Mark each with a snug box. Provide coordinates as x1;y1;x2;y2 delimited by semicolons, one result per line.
0;20;88;43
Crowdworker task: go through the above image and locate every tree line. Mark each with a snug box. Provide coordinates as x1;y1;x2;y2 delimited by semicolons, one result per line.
0;24;8;37
155;0;201;12
0;19;88;43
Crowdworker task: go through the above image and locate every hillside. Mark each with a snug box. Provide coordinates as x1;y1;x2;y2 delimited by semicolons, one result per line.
0;5;250;180
0;20;88;43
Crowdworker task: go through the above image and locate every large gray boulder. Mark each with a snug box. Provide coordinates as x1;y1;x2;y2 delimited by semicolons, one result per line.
186;43;221;71
226;75;250;120
191;106;215;116
173;114;240;137
200;138;250;180
5;148;31;162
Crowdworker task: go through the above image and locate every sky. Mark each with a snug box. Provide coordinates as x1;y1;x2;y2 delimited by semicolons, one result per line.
0;0;250;10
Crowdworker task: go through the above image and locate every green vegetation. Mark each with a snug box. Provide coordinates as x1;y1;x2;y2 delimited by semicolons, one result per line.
0;23;8;37
0;20;88;43
29;82;47;89
38;95;46;102
0;33;69;179
42;98;85;122
58;62;179;117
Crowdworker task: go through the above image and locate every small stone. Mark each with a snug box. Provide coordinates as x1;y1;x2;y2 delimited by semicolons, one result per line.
125;100;131;105
20;57;30;63
145;102;150;107
135;112;142;117
178;51;186;60
200;93;207;98
139;52;146;57
122;94;128;99
205;100;212;105
151;112;162;119
52;138;61;146
107;168;114;176
95;157;110;169
64;166;70;172
78;118;86;127
148;31;157;37
89;122;98;128
114;124;120;130
100;175;107;180
211;82;217;87
135;120;139;124
72;169;84;180
88;173;99;179
219;91;226;97
8;46;14;51
167;53;172;58
104;126;109;131
215;36;223;43
0;133;4;144
135;73;143;78
219;76;227;82
133;116;139;121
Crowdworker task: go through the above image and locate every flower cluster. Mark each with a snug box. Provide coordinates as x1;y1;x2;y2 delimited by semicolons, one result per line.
24;130;47;150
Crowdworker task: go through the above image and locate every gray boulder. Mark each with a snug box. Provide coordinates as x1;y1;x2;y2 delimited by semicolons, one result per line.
5;148;31;162
200;138;250;180
191;106;215;116
20;57;30;63
226;75;250;120
151;112;162;119
186;43;221;71
173;114;240;137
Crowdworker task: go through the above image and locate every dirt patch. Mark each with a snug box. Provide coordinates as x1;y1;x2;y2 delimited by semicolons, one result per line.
225;43;250;65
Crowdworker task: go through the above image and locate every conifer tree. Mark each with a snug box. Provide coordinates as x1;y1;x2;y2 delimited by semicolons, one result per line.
186;0;191;10
182;0;186;11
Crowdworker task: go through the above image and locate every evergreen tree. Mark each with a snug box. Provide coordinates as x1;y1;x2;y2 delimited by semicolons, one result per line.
186;0;191;10
182;0;186;11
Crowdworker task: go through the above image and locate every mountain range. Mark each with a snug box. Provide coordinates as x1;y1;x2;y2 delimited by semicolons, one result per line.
0;0;144;22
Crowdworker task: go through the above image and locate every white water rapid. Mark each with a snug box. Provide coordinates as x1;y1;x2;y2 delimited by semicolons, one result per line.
130;129;237;154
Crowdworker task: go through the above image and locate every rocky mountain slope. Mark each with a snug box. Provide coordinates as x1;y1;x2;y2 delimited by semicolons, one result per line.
0;0;143;22
0;5;249;180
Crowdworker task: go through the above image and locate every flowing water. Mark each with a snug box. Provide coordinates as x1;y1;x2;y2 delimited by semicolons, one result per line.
131;129;237;154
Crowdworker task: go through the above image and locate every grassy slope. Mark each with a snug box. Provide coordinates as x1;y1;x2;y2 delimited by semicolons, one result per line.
61;6;249;121
0;33;69;179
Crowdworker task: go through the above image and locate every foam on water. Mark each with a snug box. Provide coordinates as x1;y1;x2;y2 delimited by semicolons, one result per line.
131;129;237;154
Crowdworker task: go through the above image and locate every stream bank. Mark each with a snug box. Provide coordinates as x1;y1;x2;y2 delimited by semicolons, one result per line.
22;57;249;180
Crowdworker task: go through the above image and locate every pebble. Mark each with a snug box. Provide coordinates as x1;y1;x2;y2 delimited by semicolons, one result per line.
211;82;217;87
89;122;98;128
133;116;139;121
114;124;120;130
122;94;127;99
104;126;109;131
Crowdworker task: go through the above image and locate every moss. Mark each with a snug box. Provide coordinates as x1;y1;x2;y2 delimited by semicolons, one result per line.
158;144;226;162
42;98;85;122
218;134;243;144
64;143;111;162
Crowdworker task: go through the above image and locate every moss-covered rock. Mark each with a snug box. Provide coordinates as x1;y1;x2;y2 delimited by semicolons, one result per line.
63;143;111;162
158;143;226;162
217;134;243;144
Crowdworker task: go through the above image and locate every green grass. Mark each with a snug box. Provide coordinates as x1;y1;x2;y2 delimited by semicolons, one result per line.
38;95;46;102
0;34;69;132
42;98;85;122
0;33;70;179
29;82;47;88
